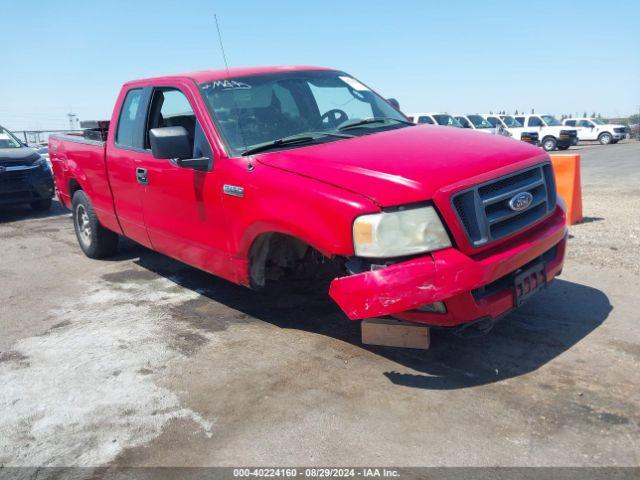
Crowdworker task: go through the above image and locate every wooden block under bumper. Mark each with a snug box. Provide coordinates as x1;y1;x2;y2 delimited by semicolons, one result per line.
361;317;430;350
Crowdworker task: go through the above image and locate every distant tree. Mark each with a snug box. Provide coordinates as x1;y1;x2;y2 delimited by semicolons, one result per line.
583;111;588;117
591;112;596;118
515;109;519;115
531;108;535;114
627;114;640;125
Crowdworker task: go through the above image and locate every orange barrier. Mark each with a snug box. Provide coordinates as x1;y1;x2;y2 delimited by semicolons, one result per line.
550;154;583;225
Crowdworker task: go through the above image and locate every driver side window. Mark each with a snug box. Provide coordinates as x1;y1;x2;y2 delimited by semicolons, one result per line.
457;117;471;128
418;116;434;124
145;87;212;161
528;116;543;127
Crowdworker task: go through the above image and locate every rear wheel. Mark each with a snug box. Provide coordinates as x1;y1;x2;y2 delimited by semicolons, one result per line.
542;137;557;151
598;132;612;145
30;198;52;211
72;190;118;258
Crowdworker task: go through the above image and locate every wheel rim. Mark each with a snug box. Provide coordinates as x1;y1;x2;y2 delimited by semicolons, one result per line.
76;204;91;244
601;134;611;144
544;140;555;150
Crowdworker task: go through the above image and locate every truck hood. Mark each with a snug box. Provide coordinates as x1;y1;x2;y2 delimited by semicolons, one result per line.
0;146;40;166
255;125;549;207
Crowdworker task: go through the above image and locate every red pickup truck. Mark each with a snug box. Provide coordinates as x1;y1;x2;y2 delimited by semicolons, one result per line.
50;66;567;335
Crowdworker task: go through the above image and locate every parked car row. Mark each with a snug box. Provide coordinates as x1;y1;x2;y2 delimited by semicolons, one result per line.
407;111;629;151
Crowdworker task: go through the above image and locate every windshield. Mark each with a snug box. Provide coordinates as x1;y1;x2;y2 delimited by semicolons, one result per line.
467;115;493;129
0;127;22;149
199;70;409;156
500;116;523;127
541;115;562;126
592;118;606;125
432;114;462;127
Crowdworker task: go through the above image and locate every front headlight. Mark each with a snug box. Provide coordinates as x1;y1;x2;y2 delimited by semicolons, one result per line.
353;205;451;258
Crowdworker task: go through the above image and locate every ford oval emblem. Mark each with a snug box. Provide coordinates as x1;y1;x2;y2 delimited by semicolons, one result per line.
508;192;533;211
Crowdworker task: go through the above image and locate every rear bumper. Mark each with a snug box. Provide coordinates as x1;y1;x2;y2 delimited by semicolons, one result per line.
557;137;574;148
0;165;54;206
329;205;567;327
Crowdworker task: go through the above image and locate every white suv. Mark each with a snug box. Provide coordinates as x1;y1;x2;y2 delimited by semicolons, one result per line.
407;113;463;128
513;114;578;151
562;118;629;145
454;114;498;134
481;114;540;145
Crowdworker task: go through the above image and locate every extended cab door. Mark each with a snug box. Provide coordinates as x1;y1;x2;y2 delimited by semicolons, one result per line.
136;83;229;274
577;119;597;140
105;87;153;248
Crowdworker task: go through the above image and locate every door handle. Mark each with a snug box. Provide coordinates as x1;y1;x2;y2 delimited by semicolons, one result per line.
136;167;148;185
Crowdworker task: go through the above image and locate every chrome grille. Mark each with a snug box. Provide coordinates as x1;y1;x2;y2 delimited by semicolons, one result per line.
452;163;557;247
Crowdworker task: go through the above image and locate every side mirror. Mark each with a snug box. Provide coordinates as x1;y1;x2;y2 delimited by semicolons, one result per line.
387;98;400;110
149;126;192;159
149;126;210;171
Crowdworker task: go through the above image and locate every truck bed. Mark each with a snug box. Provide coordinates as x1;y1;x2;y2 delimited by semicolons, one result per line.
49;132;122;235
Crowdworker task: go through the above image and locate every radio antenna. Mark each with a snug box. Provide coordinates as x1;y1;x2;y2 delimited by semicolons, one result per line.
214;14;230;74
213;14;249;157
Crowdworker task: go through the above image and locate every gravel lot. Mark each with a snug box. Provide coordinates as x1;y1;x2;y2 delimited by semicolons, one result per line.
564;142;640;274
0;141;639;470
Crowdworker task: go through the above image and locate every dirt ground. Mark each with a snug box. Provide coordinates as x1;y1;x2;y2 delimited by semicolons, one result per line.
1;141;639;469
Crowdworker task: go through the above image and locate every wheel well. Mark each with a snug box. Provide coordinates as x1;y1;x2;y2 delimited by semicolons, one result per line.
68;178;82;198
541;135;556;142
248;232;342;289
598;131;611;138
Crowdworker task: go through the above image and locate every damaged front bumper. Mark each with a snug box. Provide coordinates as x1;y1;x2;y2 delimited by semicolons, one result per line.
329;206;567;327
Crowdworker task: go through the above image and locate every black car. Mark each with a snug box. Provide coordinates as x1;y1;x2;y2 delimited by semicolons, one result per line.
0;125;54;211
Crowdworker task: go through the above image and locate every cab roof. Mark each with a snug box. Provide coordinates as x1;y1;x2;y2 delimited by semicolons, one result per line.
124;65;335;86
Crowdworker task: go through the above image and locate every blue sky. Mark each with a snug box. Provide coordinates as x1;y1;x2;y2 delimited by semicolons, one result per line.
1;0;638;130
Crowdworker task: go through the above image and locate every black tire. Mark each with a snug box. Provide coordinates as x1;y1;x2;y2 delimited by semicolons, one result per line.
598;132;612;145
30;198;52;211
557;145;570;150
72;190;118;258
542;137;557;151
